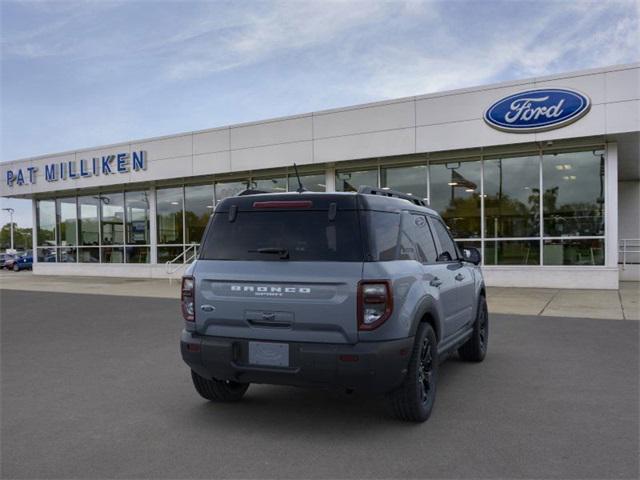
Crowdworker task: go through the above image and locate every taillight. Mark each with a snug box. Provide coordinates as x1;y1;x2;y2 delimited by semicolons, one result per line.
357;280;393;330
181;276;195;322
252;200;313;209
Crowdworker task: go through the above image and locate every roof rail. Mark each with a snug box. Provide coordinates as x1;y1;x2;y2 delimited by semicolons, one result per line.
357;186;428;207
236;189;268;196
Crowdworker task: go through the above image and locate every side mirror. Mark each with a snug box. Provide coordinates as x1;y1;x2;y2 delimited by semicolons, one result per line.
462;247;481;265
436;251;452;262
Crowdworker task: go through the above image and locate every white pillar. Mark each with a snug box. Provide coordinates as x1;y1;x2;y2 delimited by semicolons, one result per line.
605;142;618;273
149;186;158;264
325;164;336;192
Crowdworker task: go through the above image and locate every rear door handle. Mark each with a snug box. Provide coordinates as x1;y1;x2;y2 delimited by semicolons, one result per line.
430;277;442;288
455;273;465;281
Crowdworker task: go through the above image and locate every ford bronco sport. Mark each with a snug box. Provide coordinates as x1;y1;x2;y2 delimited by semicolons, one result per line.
180;186;488;422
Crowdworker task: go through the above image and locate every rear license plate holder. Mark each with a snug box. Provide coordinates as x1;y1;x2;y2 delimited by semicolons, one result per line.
248;341;289;367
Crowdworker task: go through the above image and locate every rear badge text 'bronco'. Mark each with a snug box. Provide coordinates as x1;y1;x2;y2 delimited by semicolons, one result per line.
230;285;311;297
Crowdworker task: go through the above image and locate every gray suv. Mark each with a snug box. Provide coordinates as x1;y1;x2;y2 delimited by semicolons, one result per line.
180;187;488;422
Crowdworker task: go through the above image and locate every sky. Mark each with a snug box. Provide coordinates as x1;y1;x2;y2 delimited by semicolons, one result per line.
1;0;639;228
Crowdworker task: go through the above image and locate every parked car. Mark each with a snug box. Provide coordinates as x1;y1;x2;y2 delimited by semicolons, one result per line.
2;254;17;270
12;252;33;271
180;187;487;422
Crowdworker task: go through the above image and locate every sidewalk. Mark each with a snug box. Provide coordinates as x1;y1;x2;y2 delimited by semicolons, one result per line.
487;283;639;320
1;271;638;320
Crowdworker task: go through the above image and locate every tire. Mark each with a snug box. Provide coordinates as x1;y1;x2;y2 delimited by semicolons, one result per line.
386;323;438;422
190;370;249;402
13;264;19;272
458;294;488;362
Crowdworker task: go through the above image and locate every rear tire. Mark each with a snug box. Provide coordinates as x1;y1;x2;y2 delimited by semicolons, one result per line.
458;295;488;362
13;264;19;272
386;323;438;422
190;370;249;402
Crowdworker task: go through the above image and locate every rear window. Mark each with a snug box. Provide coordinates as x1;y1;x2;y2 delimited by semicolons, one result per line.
200;210;363;261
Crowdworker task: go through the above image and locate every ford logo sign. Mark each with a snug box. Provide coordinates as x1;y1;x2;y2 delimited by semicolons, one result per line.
484;88;591;133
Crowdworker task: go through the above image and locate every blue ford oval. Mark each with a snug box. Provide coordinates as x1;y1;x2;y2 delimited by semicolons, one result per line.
484;88;591;132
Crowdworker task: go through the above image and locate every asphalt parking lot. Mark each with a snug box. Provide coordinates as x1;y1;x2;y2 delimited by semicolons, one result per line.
1;290;638;479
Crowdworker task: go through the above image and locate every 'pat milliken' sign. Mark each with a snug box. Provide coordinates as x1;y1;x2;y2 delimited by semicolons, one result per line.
5;151;146;187
484;88;591;133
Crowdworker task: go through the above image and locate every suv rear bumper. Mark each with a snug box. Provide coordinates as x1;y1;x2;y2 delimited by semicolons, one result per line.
181;330;414;394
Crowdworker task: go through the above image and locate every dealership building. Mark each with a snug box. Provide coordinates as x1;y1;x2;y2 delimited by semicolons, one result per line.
1;63;638;289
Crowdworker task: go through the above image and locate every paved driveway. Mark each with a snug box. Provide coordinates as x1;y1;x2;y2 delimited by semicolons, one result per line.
1;290;638;479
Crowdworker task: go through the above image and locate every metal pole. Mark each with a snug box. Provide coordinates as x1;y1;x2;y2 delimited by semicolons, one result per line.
2;208;15;251
9;210;13;250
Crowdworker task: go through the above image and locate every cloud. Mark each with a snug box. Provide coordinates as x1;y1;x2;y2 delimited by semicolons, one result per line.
351;0;639;100
163;1;399;80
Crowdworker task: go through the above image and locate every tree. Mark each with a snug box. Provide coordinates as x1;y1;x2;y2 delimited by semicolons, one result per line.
0;223;32;251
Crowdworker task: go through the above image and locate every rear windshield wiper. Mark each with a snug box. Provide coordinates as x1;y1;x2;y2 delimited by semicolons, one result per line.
248;247;290;260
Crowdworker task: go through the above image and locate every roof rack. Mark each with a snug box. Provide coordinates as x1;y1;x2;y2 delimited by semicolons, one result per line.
357;186;428;207
236;189;268;196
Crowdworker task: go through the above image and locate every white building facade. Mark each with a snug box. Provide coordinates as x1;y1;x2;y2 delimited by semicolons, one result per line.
2;63;639;289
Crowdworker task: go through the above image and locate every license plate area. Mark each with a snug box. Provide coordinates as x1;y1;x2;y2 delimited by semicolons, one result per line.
248;341;290;367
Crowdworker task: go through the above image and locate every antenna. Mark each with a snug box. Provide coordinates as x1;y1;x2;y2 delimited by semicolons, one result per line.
292;163;306;193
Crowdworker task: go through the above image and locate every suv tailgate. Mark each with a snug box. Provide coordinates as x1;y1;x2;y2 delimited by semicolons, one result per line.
194;260;362;344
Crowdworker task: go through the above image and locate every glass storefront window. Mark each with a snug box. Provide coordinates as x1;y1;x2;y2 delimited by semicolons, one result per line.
484;155;540;238
100;193;124;245
156;187;183;244
125;191;150;245
253;177;287;192
78;196;100;246
185;184;214;245
158;246;184;264
335;169;378;192
101;246;124;263
381;164;428;200
543;238;604;265
56;198;77;246
36;200;56;246
215;180;249;204
288;173;326;192
58;246;77;263
78;247;100;263
484;240;540;265
36;246;57;262
542;150;605;237
28;149;609;269
429;159;481;238
126;246;150;264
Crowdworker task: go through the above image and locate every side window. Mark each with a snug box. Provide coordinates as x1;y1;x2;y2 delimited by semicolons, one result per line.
398;230;417;261
398;212;419;261
429;217;458;262
400;213;437;263
411;214;438;263
365;211;401;261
